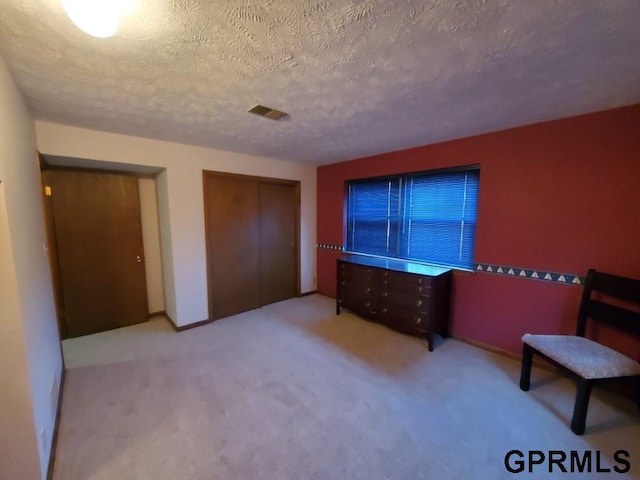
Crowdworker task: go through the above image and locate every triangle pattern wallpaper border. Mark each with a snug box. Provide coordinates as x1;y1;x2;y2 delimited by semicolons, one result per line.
316;244;584;287
317;243;345;251
473;263;585;286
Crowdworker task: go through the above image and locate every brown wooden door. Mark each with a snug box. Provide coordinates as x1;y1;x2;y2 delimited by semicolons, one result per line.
204;174;260;320
48;170;148;337
203;171;299;320
259;182;297;306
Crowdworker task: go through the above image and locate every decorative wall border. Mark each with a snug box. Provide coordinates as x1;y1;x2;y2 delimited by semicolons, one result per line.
316;245;584;287
473;263;585;286
317;243;344;251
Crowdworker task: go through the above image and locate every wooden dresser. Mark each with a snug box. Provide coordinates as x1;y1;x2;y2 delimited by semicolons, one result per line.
336;255;452;351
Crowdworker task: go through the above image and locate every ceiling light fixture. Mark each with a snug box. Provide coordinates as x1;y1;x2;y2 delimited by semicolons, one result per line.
62;0;134;38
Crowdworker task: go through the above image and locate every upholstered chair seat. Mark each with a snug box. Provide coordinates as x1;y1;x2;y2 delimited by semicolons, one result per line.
522;334;640;379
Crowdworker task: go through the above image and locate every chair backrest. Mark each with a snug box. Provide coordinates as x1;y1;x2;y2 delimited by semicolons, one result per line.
576;269;640;338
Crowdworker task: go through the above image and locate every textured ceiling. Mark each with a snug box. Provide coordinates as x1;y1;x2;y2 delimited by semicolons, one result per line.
1;0;639;165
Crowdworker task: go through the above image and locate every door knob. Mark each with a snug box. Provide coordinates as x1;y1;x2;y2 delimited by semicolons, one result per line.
136;255;143;263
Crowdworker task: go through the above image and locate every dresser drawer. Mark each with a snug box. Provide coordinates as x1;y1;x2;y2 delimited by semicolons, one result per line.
381;271;431;291
378;307;433;334
342;295;380;318
339;281;372;302
378;287;431;307
381;280;432;297
338;266;367;281
339;262;380;284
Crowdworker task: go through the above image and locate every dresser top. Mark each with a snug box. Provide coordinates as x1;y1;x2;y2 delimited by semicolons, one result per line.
339;254;451;277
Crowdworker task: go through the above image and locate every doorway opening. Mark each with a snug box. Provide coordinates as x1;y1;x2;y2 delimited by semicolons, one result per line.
40;155;166;339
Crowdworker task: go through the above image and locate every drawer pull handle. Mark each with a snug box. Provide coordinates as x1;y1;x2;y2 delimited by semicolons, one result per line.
416;317;422;325
416;300;423;307
382;291;388;297
382;308;388;313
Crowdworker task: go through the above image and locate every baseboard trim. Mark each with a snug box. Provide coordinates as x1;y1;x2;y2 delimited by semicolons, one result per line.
166;315;214;332
47;368;65;480
450;335;521;362
176;318;213;332
299;290;318;297
165;313;178;330
148;310;166;318
450;335;556;372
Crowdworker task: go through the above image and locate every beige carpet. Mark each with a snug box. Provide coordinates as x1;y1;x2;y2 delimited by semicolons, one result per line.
54;294;640;479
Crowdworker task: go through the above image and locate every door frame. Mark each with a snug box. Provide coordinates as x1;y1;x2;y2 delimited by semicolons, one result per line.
202;170;301;321
40;167;67;339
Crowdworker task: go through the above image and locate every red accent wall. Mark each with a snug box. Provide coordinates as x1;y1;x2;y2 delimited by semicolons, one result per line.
317;104;640;356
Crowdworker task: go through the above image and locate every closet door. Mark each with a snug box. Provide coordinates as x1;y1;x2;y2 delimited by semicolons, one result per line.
259;182;298;306
204;174;260;320
204;171;300;320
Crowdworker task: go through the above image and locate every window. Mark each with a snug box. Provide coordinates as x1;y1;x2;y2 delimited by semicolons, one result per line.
346;166;479;269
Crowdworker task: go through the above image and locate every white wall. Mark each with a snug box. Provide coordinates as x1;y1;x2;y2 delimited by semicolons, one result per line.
0;56;63;480
36;122;317;327
139;177;165;314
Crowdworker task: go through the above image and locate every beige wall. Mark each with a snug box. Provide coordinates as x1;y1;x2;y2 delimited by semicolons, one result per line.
0;56;63;480
156;169;178;320
139;177;165;314
36;122;317;327
0;184;41;480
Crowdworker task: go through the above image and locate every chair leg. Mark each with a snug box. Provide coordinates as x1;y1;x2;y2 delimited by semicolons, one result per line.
571;379;592;435
519;344;534;391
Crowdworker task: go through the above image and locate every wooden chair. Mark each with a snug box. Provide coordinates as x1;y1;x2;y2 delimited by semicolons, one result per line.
519;268;640;435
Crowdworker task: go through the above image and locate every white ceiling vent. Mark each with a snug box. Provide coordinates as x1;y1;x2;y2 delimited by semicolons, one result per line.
248;104;288;120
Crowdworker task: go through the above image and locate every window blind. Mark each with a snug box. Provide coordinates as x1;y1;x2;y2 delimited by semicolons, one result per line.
347;178;400;256
346;167;479;269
